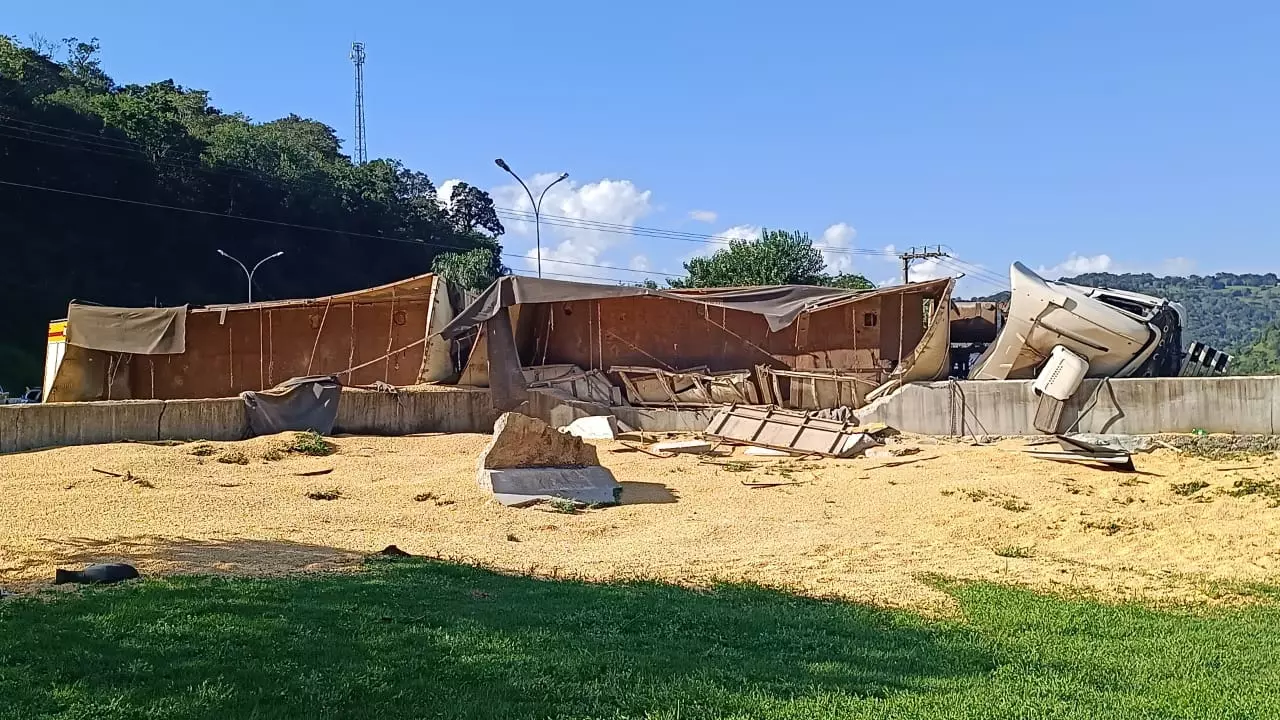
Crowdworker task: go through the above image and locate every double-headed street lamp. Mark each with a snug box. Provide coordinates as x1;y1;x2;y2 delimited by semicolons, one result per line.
217;249;284;303
494;158;568;279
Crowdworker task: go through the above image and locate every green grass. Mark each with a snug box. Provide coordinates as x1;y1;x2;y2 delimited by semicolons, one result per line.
993;545;1036;558
289;431;335;457
2;559;1279;719
1171;480;1211;496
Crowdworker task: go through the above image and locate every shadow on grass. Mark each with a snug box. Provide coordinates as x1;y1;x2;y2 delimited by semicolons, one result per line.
7;536;364;582
0;556;990;719
5;552;1280;719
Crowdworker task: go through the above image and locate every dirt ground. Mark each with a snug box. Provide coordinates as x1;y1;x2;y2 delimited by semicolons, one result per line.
2;431;1278;611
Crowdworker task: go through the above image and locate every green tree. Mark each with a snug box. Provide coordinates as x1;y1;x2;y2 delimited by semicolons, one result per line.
1232;322;1280;375
446;181;504;236
431;236;508;292
827;272;875;290
668;229;874;290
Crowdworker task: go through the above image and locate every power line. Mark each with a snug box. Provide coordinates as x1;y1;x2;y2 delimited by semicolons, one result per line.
897;245;949;284
495;207;898;257
0;120;903;261
0;178;683;280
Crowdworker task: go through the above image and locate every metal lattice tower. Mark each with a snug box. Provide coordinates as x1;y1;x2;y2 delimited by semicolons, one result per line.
350;42;367;164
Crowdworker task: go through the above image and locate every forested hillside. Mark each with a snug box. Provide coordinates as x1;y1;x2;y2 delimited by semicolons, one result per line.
0;36;504;390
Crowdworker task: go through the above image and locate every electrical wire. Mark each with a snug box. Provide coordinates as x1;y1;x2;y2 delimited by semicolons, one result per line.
1;120;994;286
0;119;900;259
0;178;681;281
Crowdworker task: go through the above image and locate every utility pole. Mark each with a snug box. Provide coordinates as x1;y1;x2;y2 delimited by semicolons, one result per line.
899;245;948;284
350;42;367;164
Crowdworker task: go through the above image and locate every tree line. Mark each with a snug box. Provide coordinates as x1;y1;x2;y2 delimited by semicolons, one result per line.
0;35;886;392
0;36;504;389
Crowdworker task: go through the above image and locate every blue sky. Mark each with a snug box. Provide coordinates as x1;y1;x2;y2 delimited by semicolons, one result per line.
8;1;1280;294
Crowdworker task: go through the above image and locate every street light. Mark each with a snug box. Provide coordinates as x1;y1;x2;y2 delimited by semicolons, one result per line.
494;158;568;278
217;249;284;303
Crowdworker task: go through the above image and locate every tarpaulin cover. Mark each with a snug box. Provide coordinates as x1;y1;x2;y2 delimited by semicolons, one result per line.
437;276;893;340
65;303;188;354
240;375;342;437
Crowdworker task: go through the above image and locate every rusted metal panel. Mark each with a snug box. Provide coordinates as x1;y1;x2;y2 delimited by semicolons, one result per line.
761;367;879;410
524;364;623;406
521;288;943;377
611;366;757;407
704;404;876;457
950;301;1002;344
116;275;444;401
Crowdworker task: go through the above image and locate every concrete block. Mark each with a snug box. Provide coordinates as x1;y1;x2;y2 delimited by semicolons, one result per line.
651;439;713;454
159;398;248;441
477;466;622;507
561;415;618;440
613;407;720;433
480;412;598;469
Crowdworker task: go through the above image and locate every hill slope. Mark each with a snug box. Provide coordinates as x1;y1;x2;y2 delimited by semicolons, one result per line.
1061;272;1280;354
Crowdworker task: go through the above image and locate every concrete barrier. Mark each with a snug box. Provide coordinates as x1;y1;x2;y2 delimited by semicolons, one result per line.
0;400;166;454
857;376;1280;436
159;398;249;441
5;375;1275;453
0;387;501;455
333;387;500;435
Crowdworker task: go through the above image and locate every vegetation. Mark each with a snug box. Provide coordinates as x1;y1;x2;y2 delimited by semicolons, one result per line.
669;229;874;290
0;36;507;389
1232;322;1280;375
2;559;1279;718
993;545;1035;558
289;430;334;457
1170;480;1211;496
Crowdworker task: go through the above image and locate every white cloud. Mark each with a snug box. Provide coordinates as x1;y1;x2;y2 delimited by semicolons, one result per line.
436;178;462;209
818;222;858;274
715;224;761;241
689;209;718;223
1157;256;1196;276
1036;253;1200;281
490;174;654;278
629;255;650;271
907;258;957;283
1036;253;1114;279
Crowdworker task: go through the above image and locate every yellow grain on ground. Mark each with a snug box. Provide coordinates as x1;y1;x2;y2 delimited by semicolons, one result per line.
2;432;1278;610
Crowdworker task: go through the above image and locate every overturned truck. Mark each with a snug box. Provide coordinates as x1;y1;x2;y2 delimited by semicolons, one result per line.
438;276;957;412
970;262;1230;432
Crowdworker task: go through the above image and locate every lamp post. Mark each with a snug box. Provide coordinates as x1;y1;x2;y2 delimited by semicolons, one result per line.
494;158;568;278
217;249;284;303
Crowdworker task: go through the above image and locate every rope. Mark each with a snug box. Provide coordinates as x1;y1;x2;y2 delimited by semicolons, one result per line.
340;337;428;378
305;297;333;375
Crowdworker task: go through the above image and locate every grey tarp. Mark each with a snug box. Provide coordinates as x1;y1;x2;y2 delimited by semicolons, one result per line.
437;276;879;340
240;375;342;436
65;303;188;354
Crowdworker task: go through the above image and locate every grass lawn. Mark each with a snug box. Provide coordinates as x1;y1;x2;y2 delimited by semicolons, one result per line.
2;559;1279;719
